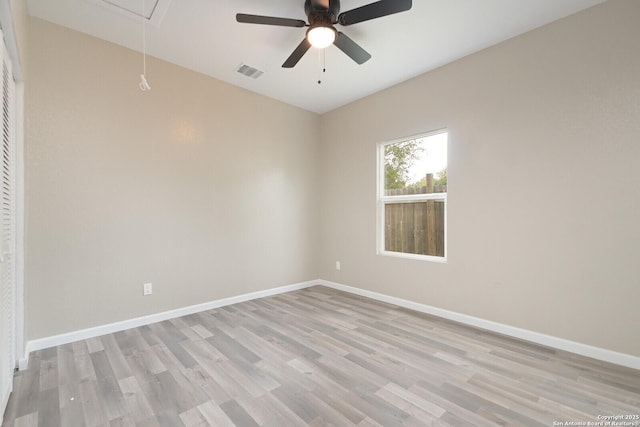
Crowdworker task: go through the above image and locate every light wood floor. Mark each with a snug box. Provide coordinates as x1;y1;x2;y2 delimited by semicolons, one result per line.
3;286;640;426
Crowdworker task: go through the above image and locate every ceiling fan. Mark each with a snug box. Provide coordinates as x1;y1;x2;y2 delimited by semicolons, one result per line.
236;0;412;68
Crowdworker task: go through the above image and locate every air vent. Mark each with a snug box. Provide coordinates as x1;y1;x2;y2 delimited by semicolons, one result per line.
85;0;172;27
236;64;264;79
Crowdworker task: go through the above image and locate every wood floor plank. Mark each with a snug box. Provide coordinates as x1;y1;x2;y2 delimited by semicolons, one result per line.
205;329;261;365
138;326;162;348
219;399;260;427
57;344;79;387
383;382;447;418
58;381;86;427
118;376;154;422
408;382;500;427
196;400;234;427
72;341;97;383
232;326;297;363
148;322;197;370
37;387;60;426
304;391;362;427
3;285;639;427
375;386;441;422
155;410;186;427
109;414;137;427
236;393;308;427
100;335;132;381
39;348;58;392
78;379;109;427
180;343;247;402
85;337;104;354
190;325;213;340
90;351;128;421
8;351;40;420
12;412;38;427
178;406;209;427
148;343;182;374
271;384;318;423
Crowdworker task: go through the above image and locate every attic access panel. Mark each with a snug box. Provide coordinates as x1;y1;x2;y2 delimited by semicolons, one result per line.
85;0;172;26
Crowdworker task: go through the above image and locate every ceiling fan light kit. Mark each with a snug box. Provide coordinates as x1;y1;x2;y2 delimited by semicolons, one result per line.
236;0;412;69
307;26;336;49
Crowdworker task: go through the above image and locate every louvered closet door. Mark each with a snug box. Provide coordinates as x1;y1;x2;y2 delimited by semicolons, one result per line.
0;33;16;418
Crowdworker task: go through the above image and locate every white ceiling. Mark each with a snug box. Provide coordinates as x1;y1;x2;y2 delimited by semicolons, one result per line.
27;0;605;114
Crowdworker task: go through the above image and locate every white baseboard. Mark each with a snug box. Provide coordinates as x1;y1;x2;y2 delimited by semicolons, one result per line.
21;279;640;372
22;280;318;369
318;279;640;371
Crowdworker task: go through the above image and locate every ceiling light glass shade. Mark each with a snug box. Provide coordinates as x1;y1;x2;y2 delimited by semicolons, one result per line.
307;26;336;49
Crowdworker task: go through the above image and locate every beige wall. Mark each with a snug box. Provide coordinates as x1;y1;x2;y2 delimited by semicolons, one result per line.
25;19;320;339
318;0;640;357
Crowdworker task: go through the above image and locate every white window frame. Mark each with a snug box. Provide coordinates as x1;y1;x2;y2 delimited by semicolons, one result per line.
377;129;448;263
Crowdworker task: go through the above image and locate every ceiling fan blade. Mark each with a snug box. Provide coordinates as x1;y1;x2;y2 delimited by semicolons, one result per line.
236;13;306;28
338;0;412;26
333;32;371;64
282;38;312;68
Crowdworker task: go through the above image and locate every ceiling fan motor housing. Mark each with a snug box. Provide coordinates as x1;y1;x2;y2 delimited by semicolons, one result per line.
305;0;341;24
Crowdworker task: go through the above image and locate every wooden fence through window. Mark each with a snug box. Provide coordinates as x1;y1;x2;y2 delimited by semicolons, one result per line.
384;174;445;257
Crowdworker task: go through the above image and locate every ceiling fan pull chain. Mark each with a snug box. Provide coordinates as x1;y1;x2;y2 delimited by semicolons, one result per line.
317;49;327;85
323;48;327;74
318;49;322;84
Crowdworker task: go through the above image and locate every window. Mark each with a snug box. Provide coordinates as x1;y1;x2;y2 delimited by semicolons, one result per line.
377;130;447;261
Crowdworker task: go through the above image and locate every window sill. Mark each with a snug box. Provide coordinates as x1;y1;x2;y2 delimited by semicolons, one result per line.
379;250;447;263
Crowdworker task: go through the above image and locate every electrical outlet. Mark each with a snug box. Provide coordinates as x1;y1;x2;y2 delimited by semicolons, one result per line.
335;261;341;271
143;283;153;296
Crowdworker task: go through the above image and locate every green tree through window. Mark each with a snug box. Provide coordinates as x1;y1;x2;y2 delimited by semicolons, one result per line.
384;139;424;190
